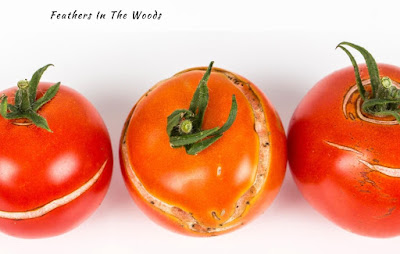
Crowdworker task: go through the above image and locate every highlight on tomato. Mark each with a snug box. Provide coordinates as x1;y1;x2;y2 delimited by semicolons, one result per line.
120;62;287;236
0;65;113;238
288;42;400;238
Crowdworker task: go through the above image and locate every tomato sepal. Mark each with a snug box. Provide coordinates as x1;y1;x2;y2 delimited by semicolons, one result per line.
337;42;400;121
0;65;60;131
166;61;238;155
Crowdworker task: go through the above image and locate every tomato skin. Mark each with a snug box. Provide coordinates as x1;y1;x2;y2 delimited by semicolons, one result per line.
120;67;286;236
0;83;113;238
288;64;400;238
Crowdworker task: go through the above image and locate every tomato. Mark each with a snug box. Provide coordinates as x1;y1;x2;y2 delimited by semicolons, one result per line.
0;65;113;238
288;42;400;237
120;62;286;236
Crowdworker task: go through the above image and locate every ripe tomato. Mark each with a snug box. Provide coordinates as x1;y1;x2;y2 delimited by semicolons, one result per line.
0;65;113;238
120;62;286;236
288;42;400;237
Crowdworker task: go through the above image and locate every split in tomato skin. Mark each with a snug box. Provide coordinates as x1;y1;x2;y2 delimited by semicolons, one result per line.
120;65;287;236
0;83;113;238
288;63;400;238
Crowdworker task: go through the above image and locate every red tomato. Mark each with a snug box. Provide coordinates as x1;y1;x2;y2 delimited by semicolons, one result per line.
289;57;400;237
120;64;286;236
0;74;112;238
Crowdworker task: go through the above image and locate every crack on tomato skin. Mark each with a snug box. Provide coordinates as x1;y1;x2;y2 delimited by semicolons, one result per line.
358;160;400;178
221;79;270;222
12;120;33;127
0;160;108;220
144;86;158;97
324;141;363;155
211;211;221;221
384;206;396;217
325;138;400;217
343;79;400;125
359;171;379;189
374;206;396;219
343;81;365;120
223;186;256;224
325;141;400;179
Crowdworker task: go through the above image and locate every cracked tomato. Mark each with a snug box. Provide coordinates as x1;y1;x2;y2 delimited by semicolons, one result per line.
120;62;286;236
0;65;113;238
288;42;400;237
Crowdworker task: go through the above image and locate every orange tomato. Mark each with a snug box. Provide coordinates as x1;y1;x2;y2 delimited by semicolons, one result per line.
120;64;286;236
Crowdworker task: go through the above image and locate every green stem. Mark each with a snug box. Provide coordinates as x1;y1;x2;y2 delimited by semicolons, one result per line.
180;119;193;134
381;77;392;88
337;42;400;123
17;80;31;112
166;61;238;155
0;65;60;132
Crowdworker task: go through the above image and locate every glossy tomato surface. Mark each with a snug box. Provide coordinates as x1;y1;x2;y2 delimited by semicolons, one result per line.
288;64;400;238
0;83;113;238
120;66;286;236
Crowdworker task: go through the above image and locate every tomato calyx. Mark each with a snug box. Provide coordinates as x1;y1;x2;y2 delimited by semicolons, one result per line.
337;42;400;122
0;64;60;132
166;61;238;155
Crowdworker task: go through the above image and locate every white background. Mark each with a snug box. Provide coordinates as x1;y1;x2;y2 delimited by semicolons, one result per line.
1;0;400;253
